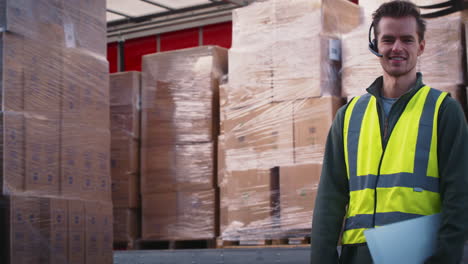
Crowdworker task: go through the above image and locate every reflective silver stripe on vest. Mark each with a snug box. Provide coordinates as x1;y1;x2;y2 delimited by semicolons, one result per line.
347;94;372;179
344;212;424;230
349;172;439;193
412;88;442;192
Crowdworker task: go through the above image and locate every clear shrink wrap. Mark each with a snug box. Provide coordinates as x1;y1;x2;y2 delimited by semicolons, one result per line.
141;142;215;193
141;46;227;145
419;12;467;88
0;0;112;263
142;189;217;240
2;195;113;264
114;208;139;243
141;46;227;240
228;0;360;109
219;0;358;242
220;97;343;241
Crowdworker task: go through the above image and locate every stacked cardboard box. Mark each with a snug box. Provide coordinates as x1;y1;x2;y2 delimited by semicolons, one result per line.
110;72;141;244
0;0;112;263
418;11;467;113
219;0;358;242
141;46;227;240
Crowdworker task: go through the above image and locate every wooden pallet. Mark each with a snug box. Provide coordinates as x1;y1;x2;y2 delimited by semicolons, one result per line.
135;238;217;250
114;240;138;250
217;236;310;248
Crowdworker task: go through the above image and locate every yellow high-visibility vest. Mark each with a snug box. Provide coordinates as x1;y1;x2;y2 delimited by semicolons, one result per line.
341;86;448;245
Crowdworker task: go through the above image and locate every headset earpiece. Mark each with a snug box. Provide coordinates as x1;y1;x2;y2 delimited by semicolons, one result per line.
368;23;383;57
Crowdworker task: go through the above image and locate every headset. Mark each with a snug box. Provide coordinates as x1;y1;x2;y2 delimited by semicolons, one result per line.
368;22;383;57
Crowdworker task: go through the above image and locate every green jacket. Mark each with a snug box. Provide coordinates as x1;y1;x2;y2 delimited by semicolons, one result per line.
310;73;468;264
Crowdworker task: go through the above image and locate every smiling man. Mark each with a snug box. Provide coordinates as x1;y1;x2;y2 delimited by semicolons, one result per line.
310;1;468;264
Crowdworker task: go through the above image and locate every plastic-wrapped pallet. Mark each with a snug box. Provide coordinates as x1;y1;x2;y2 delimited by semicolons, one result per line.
141;46;227;241
0;0;112;263
219;0;358;245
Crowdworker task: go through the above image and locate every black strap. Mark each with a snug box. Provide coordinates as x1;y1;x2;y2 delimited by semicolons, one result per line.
419;0;468;18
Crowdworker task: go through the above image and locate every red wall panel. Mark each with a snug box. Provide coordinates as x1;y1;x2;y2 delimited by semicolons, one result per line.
203;22;232;49
124;36;157;72
107;42;118;73
160;28;199;52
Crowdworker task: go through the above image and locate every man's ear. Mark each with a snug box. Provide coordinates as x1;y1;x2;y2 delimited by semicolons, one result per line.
418;39;425;56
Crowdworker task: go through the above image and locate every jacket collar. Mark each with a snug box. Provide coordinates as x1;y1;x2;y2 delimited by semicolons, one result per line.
366;72;426;100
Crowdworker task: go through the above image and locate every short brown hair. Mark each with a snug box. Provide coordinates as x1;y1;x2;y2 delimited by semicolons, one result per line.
372;0;426;42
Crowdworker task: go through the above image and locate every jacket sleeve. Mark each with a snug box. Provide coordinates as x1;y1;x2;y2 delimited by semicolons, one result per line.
310;105;350;264
425;97;468;264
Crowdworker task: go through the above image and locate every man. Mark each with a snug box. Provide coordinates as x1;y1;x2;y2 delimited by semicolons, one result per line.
310;1;468;263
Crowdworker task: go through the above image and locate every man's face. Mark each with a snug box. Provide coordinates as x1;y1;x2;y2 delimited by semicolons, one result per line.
376;16;425;77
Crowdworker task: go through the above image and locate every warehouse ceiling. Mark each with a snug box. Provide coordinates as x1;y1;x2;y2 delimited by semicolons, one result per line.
106;0;254;41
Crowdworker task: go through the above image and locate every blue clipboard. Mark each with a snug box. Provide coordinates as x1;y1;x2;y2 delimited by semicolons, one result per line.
364;214;441;264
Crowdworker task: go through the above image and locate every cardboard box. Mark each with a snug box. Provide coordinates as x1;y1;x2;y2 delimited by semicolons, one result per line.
66;0;107;56
96;137;112;203
60;121;83;199
111;138;139;178
39;198;68;264
227;49;274;108
224;102;294;170
77;128;111;202
141;142;215;193
143;119;215;146
98;204;113;264
293;97;344;164
25;113;60;196
62;48;110;130
85;201;100;264
2;113;26;194
7;195;41;264
222;169;277;240
112;174;139;208
142;189;216;240
113;209;139;243
420;12;466;86
279;163;321;231
141;46;227;145
271;35;341;101
253;102;294;168
23;42;62;113
68;200;85;264
110;71;140;140
342;19;384;98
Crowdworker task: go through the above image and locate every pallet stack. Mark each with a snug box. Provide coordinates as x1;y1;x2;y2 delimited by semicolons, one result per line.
0;0;112;263
219;0;360;245
110;72;141;248
140;46;227;243
343;1;467;115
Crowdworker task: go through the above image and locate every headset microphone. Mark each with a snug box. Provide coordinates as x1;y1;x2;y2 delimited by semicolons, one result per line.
368;23;383;57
